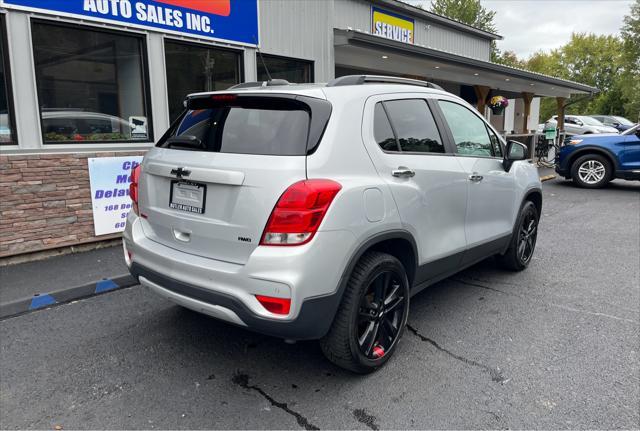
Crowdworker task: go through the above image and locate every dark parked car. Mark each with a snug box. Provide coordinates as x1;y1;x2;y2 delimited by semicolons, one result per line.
590;115;635;132
556;124;640;188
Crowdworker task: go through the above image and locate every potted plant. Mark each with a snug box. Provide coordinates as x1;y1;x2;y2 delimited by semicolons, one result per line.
489;96;509;115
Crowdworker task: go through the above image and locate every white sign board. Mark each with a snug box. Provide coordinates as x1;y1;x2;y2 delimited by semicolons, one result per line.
88;156;143;236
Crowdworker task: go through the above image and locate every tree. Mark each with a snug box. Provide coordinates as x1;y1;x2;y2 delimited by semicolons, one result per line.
621;0;640;121
429;0;501;60
430;0;497;33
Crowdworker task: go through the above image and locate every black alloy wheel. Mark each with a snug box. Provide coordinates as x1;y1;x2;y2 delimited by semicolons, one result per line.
320;251;410;373
496;200;539;271
357;270;406;360
517;208;538;265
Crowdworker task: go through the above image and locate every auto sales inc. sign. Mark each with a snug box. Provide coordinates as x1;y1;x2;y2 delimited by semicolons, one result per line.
371;6;414;44
0;0;259;46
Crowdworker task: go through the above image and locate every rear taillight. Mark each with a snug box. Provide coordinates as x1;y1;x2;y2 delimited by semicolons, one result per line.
260;179;342;246
129;165;141;216
255;295;291;315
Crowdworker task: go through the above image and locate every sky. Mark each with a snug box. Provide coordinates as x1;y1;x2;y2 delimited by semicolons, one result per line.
407;0;633;59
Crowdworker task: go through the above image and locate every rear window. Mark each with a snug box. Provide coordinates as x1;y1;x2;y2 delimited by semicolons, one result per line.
159;96;320;156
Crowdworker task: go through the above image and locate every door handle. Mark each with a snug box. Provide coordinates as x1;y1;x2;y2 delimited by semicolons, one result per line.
468;173;484;183
392;167;415;178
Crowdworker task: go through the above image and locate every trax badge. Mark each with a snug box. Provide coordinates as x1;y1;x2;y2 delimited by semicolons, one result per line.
171;167;191;178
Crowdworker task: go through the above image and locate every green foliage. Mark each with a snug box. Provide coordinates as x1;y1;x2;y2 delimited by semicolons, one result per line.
525;26;639;122
427;0;639;122
429;0;502;60
430;0;497;33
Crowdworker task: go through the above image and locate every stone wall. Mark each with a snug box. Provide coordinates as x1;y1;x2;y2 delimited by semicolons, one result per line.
0;151;145;257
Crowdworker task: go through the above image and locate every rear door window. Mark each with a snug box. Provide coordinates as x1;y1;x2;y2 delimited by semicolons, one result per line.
383;99;445;153
373;103;399;151
164;97;312;156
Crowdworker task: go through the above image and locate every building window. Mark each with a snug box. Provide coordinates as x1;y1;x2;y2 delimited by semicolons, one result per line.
0;15;16;145
32;21;152;144
257;54;312;83
165;40;241;123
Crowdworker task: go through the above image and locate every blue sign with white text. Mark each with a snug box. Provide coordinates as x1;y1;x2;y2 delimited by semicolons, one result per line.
1;0;259;45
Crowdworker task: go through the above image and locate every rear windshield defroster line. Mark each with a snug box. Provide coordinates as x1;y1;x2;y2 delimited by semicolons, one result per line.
157;94;332;156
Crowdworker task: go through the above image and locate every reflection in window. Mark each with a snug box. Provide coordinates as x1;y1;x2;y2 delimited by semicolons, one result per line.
257;54;312;83
0;16;15;145
486;126;503;157
384;99;444;153
374;103;399;151
32;21;150;143
438;101;493;156
165;41;241;123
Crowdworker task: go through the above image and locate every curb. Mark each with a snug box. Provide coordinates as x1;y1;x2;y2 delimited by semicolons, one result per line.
0;273;138;320
540;174;556;182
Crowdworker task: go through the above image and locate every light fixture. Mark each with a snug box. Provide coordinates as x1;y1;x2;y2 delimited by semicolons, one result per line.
435;66;440;69
505;78;510;82
474;73;479;76
381;55;388;59
530;83;535;86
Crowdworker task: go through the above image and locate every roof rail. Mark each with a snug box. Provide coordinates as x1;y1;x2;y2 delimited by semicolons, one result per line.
229;79;291;89
327;75;443;91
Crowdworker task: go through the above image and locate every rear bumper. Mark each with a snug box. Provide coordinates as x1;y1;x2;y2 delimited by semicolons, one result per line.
130;262;342;340
123;213;356;340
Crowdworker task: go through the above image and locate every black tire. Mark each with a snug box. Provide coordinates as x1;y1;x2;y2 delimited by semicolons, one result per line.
570;154;612;189
496;201;539;271
320;251;410;373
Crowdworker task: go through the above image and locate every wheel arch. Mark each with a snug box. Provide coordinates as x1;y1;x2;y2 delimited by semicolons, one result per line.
566;147;619;174
318;230;419;338
523;188;543;216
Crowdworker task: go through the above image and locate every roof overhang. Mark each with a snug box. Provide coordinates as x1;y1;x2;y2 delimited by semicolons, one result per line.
334;29;598;98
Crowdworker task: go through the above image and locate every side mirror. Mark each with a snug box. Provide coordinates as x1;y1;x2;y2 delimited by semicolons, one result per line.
503;140;528;172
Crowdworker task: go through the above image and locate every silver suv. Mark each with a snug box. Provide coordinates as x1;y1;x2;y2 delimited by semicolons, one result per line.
123;75;542;373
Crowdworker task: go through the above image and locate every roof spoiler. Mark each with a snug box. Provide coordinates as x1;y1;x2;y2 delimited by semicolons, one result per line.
327;75;444;90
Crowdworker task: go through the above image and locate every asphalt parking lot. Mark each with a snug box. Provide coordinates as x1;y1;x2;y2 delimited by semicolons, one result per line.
1;177;639;430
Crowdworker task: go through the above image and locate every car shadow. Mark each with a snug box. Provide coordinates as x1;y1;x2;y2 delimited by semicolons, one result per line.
149;257;505;381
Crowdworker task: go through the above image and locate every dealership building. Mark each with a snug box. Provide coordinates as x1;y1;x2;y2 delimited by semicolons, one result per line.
0;0;596;258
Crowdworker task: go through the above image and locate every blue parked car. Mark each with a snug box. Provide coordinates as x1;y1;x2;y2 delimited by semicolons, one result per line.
556;123;640;188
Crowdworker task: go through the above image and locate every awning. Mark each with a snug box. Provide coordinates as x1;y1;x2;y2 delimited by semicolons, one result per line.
334;28;598;98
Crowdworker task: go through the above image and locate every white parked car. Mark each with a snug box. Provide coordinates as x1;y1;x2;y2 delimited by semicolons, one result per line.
544;115;619;135
123;75;542;373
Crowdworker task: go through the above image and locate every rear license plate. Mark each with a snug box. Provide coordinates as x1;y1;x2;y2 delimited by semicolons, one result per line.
169;180;206;214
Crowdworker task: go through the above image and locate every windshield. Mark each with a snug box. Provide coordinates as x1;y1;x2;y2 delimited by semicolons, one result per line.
613;116;634;126
580;117;604;126
622;124;639;135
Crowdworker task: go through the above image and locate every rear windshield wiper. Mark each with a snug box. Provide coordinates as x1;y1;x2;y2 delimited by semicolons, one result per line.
165;135;204;151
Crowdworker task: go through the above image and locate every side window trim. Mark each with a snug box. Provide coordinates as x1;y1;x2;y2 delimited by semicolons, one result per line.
378;97;450;156
426;99;457;154
379;101;402;152
435;98;503;159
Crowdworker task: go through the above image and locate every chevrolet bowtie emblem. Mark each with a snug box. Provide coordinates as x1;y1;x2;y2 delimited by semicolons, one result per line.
171;167;191;179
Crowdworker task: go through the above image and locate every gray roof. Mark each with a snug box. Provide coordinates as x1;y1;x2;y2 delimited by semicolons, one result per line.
374;0;503;41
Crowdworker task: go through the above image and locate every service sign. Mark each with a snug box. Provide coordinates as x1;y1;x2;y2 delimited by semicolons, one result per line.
0;0;259;46
88;156;143;236
372;6;414;44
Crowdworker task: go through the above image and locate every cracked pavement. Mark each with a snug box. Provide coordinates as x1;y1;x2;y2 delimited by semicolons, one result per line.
1;178;639;429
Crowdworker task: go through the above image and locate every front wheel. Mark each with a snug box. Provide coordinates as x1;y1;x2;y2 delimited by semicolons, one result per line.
496;201;539;271
570;154;612;188
320;251;410;373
